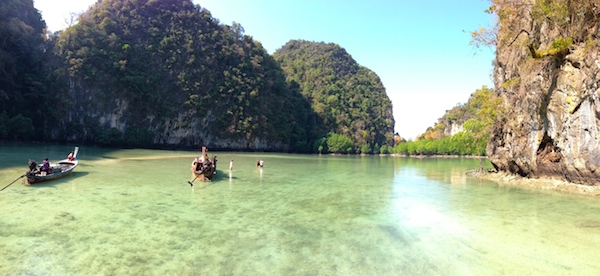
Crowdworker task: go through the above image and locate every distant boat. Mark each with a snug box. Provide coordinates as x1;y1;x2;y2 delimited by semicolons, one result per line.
190;146;216;182
191;162;215;181
26;147;79;184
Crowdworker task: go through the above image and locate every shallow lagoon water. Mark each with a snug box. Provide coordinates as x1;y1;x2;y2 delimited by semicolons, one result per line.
1;145;600;275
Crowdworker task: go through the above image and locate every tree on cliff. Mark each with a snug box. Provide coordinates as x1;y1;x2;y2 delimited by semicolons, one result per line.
461;86;504;155
396;86;502;156
1;0;394;153
273;40;395;153
472;0;598;59
0;0;57;140
53;0;315;150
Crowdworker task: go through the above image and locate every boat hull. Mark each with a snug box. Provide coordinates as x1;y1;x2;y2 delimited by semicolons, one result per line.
190;147;216;182
192;169;214;181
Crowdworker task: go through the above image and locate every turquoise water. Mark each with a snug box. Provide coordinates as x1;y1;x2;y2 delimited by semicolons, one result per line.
1;144;600;275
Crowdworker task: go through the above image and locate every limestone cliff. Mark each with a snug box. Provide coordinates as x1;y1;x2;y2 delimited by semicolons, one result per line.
49;0;395;152
487;0;600;184
53;0;300;151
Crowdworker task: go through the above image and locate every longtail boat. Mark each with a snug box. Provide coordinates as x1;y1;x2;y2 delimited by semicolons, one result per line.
26;147;79;184
190;146;216;182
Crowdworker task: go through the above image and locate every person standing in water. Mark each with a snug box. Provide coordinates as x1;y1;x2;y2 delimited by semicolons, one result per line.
212;155;218;174
229;160;234;171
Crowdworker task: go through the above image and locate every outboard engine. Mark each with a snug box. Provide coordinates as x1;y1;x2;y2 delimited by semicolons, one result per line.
28;159;38;172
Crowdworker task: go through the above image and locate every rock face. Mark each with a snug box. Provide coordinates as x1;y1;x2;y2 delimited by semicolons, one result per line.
487;1;600;185
444;121;463;137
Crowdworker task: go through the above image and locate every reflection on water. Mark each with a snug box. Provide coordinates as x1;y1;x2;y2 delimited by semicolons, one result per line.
1;145;600;274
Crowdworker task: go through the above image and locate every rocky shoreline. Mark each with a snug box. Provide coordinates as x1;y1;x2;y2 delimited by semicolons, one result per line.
476;172;600;197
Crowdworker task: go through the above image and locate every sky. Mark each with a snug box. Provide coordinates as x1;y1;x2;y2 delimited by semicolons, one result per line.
34;0;496;140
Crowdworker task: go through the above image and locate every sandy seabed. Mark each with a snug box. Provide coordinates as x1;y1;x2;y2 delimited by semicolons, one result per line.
478;172;600;196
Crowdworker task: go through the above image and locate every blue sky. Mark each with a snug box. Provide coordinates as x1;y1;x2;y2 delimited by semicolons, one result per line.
35;0;495;140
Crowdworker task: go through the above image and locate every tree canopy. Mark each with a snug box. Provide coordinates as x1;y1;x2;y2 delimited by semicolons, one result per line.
273;40;395;153
0;0;52;140
52;0;318;150
1;0;397;153
397;86;503;156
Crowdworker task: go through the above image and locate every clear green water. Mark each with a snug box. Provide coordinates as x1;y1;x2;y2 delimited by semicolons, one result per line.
1;144;600;275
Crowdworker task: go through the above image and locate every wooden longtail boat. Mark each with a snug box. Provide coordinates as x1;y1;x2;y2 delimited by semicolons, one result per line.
26;147;79;184
190;147;216;182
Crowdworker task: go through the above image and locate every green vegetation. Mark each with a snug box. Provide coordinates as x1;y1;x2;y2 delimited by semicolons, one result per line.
0;112;35;140
473;0;598;59
54;0;312;149
501;77;520;89
0;0;394;153
394;132;485;156
547;37;573;56
394;86;503;156
7;0;599;157
528;36;573;58
0;0;57;140
273;40;395;153
326;133;354;154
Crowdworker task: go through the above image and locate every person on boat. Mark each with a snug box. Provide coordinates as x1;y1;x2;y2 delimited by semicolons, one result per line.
259;160;264;168
67;152;75;161
41;158;50;175
191;157;200;172
256;160;260;167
